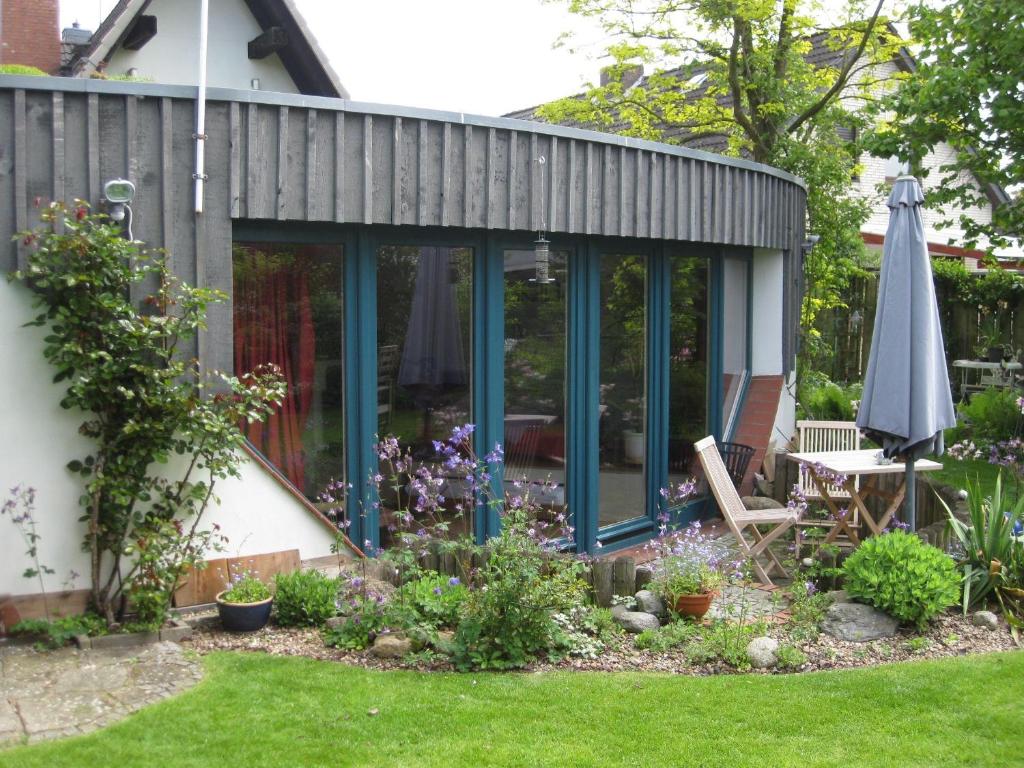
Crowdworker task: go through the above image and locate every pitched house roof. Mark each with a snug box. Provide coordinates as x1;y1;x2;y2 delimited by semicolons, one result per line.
64;0;348;98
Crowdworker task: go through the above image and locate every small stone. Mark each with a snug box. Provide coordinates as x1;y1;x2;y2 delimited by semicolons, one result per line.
613;611;660;633
746;636;779;669
367;708;380;717
822;602;899;642
634;590;665;616
825;590;849;604
369;633;412;658
324;615;348;630
801;558;816;569
970;611;999;631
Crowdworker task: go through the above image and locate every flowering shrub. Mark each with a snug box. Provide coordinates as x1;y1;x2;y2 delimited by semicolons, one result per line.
273;569;339;627
842;530;960;629
323;573;392;650
397;573;468;629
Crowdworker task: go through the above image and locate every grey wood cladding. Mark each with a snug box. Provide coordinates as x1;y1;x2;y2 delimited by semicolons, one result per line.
0;77;807;374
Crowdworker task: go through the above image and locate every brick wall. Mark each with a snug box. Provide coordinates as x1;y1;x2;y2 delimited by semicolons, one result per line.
731;374;784;495
0;0;61;74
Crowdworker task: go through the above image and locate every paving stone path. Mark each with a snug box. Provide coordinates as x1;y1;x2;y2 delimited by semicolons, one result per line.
1;641;202;746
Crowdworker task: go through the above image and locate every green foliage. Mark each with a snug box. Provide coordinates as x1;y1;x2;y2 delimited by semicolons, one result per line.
904;636;931;654
397;572;468;630
11;203;286;628
797;371;862;421
842;531;960;629
776;644;808;670
0;64;46;75
869;0;1024;254
634;619;699;652
272;570;338;627
452;507;588;670
786;579;832;642
11;613;107;649
684;620;767;668
956;388;1020;443
945;474;1024;612
220;576;271;605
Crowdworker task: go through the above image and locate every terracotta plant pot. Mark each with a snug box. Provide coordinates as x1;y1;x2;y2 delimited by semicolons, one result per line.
215;591;273;632
673;591;717;619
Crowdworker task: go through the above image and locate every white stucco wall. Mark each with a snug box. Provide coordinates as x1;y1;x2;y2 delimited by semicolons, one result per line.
0;279;340;598
750;248;784;377
105;0;299;93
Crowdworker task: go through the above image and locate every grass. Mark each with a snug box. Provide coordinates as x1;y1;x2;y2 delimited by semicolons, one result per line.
3;651;1024;767
930;457;1021;502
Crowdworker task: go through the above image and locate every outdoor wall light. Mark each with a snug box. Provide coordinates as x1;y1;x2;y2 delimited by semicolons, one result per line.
104;178;136;238
801;234;820;256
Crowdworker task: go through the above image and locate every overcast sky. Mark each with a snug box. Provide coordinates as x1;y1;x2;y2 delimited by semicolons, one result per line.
58;0;609;116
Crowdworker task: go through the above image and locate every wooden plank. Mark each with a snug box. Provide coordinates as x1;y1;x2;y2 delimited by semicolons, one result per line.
246;102;258;217
227;549;301;584
529;132;538;231
363;114;373;224
566;139;576;233
305;107;317;219
13;90;27;270
334;111;345;221
2;589;92;625
417;119;428;226
392;116;402;224
0;92;18;272
441;121;451;226
276;105;289;219
86;93;100;204
507;129;517;230
612;556;636;598
485;127;496;229
173;558;230;607
51;92;64;219
592;559;614;607
584;142;594;234
229;101;241;217
548;136;558;232
634;149;644;238
462;124;473;227
160;97;173;248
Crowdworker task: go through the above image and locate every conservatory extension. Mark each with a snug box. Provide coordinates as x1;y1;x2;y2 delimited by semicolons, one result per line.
0;76;806;558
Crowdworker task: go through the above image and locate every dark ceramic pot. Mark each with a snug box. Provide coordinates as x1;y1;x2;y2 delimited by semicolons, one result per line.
215;591;273;632
988;347;1004;363
673;591;717;619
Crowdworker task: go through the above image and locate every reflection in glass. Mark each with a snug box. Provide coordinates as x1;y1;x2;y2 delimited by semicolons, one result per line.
668;256;709;487
599;254;647;528
232;242;344;500
377;245;473;542
503;249;568;526
722;255;750;435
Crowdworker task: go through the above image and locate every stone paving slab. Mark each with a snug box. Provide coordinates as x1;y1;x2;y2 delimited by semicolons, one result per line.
0;641;202;746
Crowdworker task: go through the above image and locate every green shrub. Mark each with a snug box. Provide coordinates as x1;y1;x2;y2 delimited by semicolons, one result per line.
797;372;861;421
11;613;107;649
273;570;338;627
684;620;767;668
842;530;960;629
0;64;46;76
396;572;468;629
634;620;699;652
776;644;808;669
957;387;1021;442
220;575;271;604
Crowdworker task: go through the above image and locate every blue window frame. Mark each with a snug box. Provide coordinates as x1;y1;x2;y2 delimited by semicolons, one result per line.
232;222;747;555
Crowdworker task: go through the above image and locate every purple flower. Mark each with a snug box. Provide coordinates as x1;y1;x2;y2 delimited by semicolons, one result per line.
448;577;460;587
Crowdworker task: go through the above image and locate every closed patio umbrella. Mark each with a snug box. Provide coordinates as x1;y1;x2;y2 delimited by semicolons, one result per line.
856;176;956;530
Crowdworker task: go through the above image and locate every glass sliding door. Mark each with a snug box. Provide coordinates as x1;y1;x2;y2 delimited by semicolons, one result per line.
721;254;750;436
232;242;344;501
598;254;648;529
503;248;568;533
668;255;709;486
376;244;474;543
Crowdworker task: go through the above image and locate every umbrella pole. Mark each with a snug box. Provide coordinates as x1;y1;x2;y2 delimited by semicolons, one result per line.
905;458;916;532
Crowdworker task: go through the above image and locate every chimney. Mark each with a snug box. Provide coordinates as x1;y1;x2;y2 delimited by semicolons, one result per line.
599;63;644;90
0;0;61;74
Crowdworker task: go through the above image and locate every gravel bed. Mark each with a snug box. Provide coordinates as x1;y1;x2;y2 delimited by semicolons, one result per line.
183;610;1019;676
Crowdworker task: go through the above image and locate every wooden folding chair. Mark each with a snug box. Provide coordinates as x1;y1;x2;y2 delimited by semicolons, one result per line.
695;435;800;586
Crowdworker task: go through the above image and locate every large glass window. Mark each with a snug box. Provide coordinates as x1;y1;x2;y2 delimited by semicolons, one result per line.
599;254;647;529
721;254;750;436
232;242;344;500
503;248;568;525
668;256;709;485
376;245;473;541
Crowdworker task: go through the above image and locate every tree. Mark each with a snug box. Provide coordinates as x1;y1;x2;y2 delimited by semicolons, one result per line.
14;203;286;628
870;0;1023;254
538;0;903;357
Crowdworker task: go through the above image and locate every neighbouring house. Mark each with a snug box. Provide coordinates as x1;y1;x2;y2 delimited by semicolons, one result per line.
0;6;807;619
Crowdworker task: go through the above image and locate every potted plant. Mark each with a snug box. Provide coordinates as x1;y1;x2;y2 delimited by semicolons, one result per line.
216;574;273;632
648;521;734;619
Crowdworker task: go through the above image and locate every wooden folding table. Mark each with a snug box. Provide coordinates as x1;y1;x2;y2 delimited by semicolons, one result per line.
787;449;942;547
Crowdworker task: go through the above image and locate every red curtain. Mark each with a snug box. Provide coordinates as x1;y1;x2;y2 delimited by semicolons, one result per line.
234;247;316;492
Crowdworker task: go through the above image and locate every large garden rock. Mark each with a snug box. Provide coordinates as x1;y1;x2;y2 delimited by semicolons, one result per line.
741;495;785;511
822;602;899;642
745;636;779;669
970;611;999;631
613;611;661;633
634;590;665;616
370;633;412;658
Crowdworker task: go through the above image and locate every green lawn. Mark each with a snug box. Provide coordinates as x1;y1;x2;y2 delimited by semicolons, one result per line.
3;651;1024;767
931;457;1021;501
